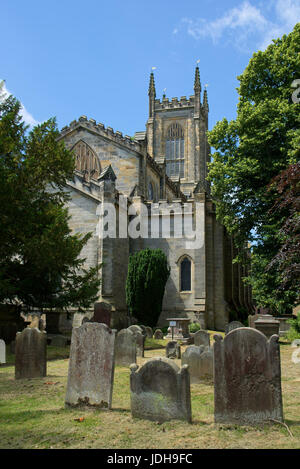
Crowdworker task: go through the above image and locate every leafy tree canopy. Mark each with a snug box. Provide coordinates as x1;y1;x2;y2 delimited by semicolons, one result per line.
0;88;100;313
207;24;300;312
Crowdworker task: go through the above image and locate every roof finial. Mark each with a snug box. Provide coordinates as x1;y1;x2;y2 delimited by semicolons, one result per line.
203;83;209;111
148;67;156;97
194;60;201;94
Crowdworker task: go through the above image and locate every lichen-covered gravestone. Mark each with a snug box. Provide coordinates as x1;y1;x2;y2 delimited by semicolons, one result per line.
50;335;68;347
65;322;116;409
225;321;244;334
127;326;145;357
0;339;6;364
181;345;213;383
166;341;181;359
115;328;136;366
153;329;163;340
130;357;192;423
214;327;283;425
194;330;210;347
15;328;47;379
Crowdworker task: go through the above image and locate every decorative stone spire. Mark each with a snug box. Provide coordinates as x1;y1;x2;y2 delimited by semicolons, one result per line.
194;66;201;94
148;71;156;118
203;88;209;112
148;72;156;98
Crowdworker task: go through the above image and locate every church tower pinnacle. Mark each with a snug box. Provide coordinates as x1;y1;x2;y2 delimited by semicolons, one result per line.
194;65;201;115
148;71;156;118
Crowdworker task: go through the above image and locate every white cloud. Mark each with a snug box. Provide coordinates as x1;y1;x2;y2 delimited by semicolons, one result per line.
174;0;300;52
0;80;40;128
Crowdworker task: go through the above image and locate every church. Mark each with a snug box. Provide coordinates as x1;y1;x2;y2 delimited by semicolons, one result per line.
58;67;252;331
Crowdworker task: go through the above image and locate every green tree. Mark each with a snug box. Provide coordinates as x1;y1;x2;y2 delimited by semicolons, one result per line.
126;248;170;327
207;24;300;313
0;92;100;313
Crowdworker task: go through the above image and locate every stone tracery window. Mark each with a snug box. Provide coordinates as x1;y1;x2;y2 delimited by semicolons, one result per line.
180;256;191;291
165;123;184;178
72;140;101;182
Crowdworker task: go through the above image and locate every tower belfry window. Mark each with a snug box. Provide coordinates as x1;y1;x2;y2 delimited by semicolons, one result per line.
165;123;184;178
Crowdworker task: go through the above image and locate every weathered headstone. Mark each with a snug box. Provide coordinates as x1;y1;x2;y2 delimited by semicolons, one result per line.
153;329;163;340
145;326;153;339
248;314;262;329
65;322;116;408
225;321;244;334
0;339;6;364
15;328;47;379
115;328;136;366
214;328;283;425
139;325;147;337
50;335;68;347
89;302;112;327
194;330;210;347
166;341;181;359
127;326;145;357
130;357;192;423
181;345;213;383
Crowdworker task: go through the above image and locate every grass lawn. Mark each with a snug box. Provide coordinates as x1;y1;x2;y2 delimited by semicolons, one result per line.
0;334;299;449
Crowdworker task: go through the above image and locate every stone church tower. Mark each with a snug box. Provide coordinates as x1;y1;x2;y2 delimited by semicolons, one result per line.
59;67;252;331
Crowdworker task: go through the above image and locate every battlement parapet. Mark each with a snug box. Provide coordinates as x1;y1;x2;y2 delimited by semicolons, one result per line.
60;116;143;153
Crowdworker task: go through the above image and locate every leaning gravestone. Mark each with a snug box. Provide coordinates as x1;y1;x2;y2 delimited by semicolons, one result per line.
166;341;181;359
181;345;213;383
0;339;6;364
225;321;244;334
115;329;136;366
127;326;145;357
153;329;163;340
15;328;47;379
65;322;116;408
214;327;283;425
130;357;192;423
194;330;210;347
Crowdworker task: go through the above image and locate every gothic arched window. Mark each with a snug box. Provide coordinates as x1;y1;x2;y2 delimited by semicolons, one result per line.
180;257;191;291
165;123;184;178
72;140;101;182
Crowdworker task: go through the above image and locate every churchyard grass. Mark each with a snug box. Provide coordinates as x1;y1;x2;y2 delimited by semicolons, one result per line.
0;336;299;449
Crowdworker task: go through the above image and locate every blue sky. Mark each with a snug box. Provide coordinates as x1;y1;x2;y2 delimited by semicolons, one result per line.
1;0;299;136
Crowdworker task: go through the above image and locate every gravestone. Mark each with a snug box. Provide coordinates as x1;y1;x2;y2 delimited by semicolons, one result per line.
166;341;181;359
139;325;147;337
115;329;136;366
89;302;112;327
194;330;210;347
65;322;116;408
248;314;262;329
292;339;300;348
50;335;68;347
225;321;244;334
15;328;47;379
145;326;153;339
130;357;192;423
181;345;213;383
214;328;283;425
0;339;6;364
127;326;145;357
153;329;163;340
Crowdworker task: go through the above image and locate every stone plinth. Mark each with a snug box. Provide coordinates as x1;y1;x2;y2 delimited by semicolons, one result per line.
254;315;280;339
